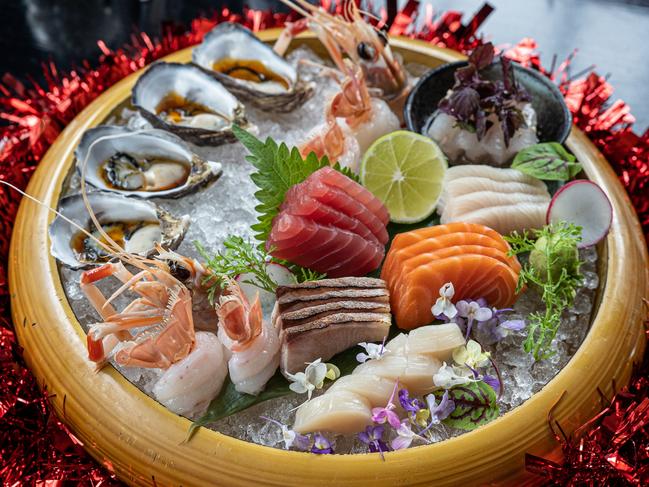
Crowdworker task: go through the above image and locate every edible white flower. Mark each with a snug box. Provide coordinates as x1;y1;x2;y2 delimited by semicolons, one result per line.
433;362;473;389
356;341;385;363
431;282;457;319
286;358;339;400
452;339;491;369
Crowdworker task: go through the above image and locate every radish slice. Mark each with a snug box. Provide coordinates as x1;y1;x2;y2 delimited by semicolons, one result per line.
236;263;295;315
546;179;612;247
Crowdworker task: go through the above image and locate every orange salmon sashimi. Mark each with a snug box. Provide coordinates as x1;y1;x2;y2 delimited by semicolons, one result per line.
381;231;520;279
388;244;519;298
381;223;521;330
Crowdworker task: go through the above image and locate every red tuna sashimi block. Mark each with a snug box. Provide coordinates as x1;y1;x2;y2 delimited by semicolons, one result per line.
268;167;389;277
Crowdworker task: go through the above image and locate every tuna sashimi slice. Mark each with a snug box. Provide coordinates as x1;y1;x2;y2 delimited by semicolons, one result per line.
280;192;379;244
315;166;390;225
301;179;389;245
267;214;384;277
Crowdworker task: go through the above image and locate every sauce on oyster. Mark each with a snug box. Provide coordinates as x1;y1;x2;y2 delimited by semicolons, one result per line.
70;221;161;263
212;58;290;90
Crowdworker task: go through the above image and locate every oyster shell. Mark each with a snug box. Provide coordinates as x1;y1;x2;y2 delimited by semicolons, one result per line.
76;125;222;198
131;62;248;146
49;192;189;269
192;23;313;112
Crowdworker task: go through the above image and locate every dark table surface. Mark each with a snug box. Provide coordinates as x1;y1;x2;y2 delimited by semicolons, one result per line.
2;0;648;129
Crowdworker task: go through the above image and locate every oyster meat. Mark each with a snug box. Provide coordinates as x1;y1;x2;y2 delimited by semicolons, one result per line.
131;62;248;146
192;23;313;112
76;126;222;198
49;192;189;269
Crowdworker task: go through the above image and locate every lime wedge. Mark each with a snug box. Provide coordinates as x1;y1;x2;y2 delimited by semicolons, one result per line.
360;131;447;223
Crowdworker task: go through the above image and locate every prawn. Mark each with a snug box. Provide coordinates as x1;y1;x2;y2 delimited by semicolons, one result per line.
216;278;281;395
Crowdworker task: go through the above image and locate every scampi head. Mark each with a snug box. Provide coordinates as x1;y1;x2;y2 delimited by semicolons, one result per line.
216;278;263;351
279;0;407;99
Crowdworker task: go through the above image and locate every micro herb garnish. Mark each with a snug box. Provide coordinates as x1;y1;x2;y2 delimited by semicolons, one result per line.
505;222;584;360
437;42;532;146
232;124;359;244
195;236;277;304
512;142;583;181
195;237;326;304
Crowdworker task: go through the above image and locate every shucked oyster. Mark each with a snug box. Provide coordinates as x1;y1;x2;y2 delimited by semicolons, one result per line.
192;23;313;112
76;125;222;198
132;62;248;146
49;192;189;269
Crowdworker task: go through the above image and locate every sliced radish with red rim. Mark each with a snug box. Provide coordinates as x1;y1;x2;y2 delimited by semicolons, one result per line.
546;179;612;248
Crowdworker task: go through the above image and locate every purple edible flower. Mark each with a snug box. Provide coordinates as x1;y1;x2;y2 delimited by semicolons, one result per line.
425;390;456;425
358;425;390;456
478;308;526;344
398;389;425;414
483;374;501;393
391;420;421;451
311;433;334;454
371;381;402;429
456;299;493;339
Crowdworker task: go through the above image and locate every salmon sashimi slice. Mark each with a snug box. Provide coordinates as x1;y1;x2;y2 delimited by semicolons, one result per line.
268;214;384;277
393;254;519;329
388;244;520;298
315;167;390;225
280;192;379;244
381;231;519;280
388;222;509;254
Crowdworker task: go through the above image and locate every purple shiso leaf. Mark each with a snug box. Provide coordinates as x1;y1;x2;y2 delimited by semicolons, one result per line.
469;42;495;70
450;87;481;121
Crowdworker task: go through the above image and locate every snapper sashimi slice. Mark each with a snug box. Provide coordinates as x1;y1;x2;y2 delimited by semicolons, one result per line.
268;167;389;277
381;223;521;330
293;323;464;434
437;165;551;235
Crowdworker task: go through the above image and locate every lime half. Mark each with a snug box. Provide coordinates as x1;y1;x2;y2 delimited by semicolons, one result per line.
360;131;447;223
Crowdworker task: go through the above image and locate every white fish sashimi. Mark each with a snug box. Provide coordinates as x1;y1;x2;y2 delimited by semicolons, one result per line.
442;191;550;222
437;176;549;213
326;375;397;407
353;354;441;394
452;202;550;235
152;332;228;418
438;165;551;235
444;165;548;186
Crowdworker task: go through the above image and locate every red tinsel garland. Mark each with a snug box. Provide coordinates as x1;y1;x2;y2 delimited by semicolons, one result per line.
0;2;647;485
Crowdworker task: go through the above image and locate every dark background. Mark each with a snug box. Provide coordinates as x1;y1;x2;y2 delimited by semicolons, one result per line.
2;0;648;129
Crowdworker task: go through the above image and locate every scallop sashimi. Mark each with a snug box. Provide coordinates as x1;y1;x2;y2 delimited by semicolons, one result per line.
437;165;551;235
381;223;521;330
293;323;464;434
267;167;389;277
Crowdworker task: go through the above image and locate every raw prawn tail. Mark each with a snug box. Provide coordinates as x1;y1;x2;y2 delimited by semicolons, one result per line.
277;0;407;101
216;278;263;351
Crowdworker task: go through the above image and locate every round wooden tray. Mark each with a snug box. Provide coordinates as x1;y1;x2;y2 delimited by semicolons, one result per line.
9;30;649;486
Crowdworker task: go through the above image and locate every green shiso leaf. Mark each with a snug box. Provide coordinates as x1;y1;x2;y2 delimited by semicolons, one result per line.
187;343;363;441
511;142;582;181
232;125;359;244
438;381;499;430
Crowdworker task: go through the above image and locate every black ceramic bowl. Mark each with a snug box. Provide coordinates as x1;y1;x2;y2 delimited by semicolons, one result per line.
404;60;572;144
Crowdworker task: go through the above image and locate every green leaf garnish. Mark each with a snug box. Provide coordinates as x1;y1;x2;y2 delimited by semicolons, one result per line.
437;381;499;430
505;222;584;360
511;142;582;181
232;125;359;243
195;235;277;304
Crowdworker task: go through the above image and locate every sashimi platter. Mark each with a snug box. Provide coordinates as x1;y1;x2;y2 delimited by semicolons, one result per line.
9;1;649;485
